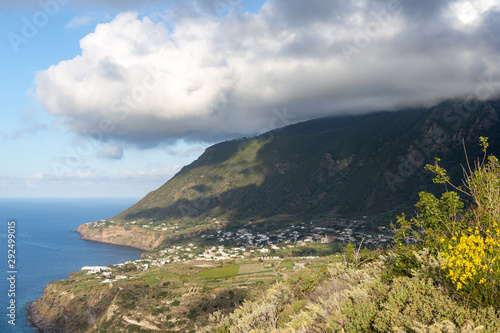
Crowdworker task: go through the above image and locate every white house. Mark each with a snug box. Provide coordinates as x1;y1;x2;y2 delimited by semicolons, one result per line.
82;266;108;274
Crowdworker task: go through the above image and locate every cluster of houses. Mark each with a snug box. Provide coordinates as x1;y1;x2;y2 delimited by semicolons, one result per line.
86;219;182;232
80;218;396;284
81;266;127;283
201;222;394;247
85;219;115;228
81;243;289;283
85;217;394;248
152;244;282;263
80;224;394;284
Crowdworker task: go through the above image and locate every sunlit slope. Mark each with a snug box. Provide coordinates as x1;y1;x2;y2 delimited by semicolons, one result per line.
114;99;500;228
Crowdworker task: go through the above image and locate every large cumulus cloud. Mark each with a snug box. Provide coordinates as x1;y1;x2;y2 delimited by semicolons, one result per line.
35;0;500;147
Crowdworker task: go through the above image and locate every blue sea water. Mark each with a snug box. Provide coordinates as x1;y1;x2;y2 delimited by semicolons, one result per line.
0;198;144;333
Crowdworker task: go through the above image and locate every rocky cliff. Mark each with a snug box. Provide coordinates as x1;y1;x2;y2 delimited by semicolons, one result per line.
26;277;114;333
77;223;165;250
26;258;259;333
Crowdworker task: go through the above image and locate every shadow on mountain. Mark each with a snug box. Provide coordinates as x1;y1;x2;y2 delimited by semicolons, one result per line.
118;99;500;228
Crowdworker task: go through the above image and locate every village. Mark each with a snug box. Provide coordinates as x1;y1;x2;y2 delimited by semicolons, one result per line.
86;217;395;248
80;219;394;284
204;221;394;247
81;242;309;284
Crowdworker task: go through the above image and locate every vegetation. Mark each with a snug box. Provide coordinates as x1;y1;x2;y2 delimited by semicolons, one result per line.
394;138;500;307
105;99;500;249
199;139;500;332
278;260;294;269
197;265;241;279
201;257;500;332
30;101;500;332
28;255;291;333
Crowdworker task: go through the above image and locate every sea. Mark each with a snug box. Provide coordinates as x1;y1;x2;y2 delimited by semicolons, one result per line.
0;198;145;333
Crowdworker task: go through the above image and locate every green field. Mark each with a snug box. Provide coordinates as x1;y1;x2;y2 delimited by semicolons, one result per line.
238;264;271;275
196;264;241;279
279;259;294;268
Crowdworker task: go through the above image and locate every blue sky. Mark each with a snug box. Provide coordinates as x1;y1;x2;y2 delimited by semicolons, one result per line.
0;0;266;198
1;0;499;198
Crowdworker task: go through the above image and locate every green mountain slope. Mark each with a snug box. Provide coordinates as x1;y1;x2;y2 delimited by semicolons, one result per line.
80;99;500;248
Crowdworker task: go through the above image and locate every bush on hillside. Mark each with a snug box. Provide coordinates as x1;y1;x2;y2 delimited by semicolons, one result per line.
393;137;500;307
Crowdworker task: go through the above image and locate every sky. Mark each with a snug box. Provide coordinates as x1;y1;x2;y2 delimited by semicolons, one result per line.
1;0;499;198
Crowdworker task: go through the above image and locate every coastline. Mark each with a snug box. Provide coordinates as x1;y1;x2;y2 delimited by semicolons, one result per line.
26;233;146;333
26;229;147;333
76;223;165;251
0;198;143;333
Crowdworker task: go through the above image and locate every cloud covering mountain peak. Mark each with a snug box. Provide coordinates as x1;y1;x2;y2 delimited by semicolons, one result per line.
35;0;500;147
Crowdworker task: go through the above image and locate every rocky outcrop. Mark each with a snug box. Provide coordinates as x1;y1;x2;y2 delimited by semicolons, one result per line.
77;224;165;251
27;265;251;333
26;280;114;333
26;302;57;333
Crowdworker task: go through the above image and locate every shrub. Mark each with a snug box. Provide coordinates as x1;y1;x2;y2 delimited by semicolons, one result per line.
340;298;378;332
393;190;464;254
285;267;328;296
373;276;456;331
394;138;500;308
200;283;292;333
291;300;307;313
381;247;422;281
341;241;372;268
229;282;292;332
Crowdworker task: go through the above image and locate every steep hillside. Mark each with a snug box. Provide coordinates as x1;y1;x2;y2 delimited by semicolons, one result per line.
27;250;289;333
79;99;500;249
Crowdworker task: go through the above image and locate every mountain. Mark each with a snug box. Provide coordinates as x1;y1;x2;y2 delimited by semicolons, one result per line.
78;99;500;250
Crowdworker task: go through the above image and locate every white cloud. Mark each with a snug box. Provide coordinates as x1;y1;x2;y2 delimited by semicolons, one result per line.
0;122;48;140
32;165;180;182
120;165;181;178
98;144;124;159
32;169;99;181
448;0;500;30
12;165;181;197
66;15;93;29
35;1;500;147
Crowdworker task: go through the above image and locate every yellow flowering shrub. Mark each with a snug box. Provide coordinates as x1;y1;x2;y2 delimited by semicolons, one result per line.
395;138;500;307
441;225;500;306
